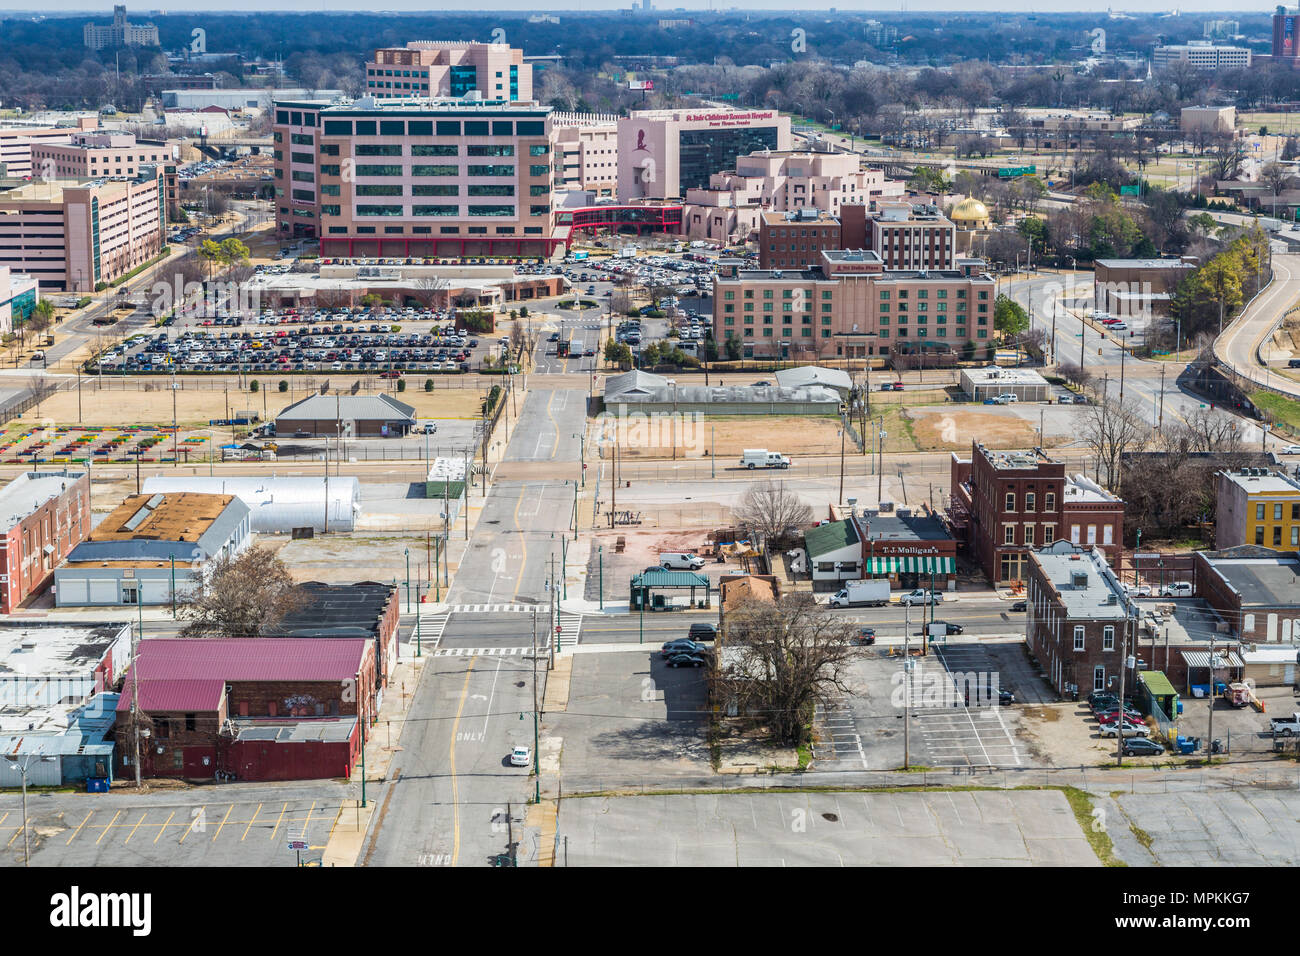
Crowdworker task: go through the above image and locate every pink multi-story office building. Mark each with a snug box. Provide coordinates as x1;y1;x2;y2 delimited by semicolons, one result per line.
0;118;99;178
552;114;619;198
273;98;559;258
364;42;532;102
711;249;995;361
0;167;166;292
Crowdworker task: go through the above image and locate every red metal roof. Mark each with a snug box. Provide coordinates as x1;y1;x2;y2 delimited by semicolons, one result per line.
116;638;369;713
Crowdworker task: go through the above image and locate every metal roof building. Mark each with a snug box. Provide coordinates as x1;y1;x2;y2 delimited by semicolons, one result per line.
275;393;417;437
604;370;839;416
142;476;362;533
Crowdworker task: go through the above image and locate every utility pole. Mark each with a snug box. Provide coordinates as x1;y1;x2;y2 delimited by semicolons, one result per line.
838;414;846;504
876;418;884;504
1118;346;1126;405
531;610;540;803
903;627;911;770
1115;617;1128;766
1207;632;1217;763
132;604;142;789
1157;364;1166;430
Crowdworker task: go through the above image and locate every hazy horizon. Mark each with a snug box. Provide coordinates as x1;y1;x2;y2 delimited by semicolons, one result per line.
0;1;1266;15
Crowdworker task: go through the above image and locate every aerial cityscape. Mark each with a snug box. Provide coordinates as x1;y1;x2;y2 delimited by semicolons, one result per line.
0;1;1295;901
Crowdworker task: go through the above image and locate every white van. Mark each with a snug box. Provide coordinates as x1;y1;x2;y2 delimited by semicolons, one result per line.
660;552;705;571
1159;581;1194;597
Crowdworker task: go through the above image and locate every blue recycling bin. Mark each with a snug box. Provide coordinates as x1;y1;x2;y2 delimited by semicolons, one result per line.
86;777;109;793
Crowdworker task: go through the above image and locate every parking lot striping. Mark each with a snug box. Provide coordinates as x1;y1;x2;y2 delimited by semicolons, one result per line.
179;809;203;844
268;803;288;843
123;812;148;845
95;810;123;844
242;803;262;841
66;811;93;845
301;801;316;838
213;804;235;842
6;818;27;847
152;811;175;844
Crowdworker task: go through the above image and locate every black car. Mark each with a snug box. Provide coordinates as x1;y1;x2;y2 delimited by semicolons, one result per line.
665;653;706;669
687;623;716;641
852;628;876;646
994;688;1015;705
935;621;963;635
1010;601;1027;612
1122;737;1165;757
661;639;704;657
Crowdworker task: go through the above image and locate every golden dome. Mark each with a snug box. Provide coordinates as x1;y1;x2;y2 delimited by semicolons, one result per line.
950;197;990;224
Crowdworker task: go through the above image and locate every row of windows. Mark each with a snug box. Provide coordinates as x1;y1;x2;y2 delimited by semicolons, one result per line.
1005;492;1057;513
1255;525;1300;547
319;118;547;139
346;204;525;218
325;225;546;236
1255;502;1300;521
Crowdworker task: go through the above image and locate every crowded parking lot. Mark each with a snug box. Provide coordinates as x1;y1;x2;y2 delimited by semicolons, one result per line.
87;306;512;377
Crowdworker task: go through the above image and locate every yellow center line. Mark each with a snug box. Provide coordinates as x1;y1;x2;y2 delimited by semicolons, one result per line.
269;802;288;842
449;657;477;867
95;810;122;844
212;804;234;842
153;811;175;844
241;803;262;841
66;811;93;845
123;812;147;845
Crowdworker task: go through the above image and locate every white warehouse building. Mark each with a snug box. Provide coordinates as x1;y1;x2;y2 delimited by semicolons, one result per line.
141;476;362;533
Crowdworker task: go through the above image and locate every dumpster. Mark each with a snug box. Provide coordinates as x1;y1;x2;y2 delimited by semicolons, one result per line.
86;777;109;793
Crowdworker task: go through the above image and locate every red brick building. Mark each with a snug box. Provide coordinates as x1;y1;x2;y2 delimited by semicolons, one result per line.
115;638;376;782
0;471;91;613
1025;541;1134;698
949;442;1125;586
758;208;841;269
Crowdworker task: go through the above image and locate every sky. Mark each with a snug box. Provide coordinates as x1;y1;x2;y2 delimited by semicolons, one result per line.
0;1;1267;14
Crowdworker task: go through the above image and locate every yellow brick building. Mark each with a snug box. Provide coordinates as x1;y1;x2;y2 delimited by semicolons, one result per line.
1216;469;1300;549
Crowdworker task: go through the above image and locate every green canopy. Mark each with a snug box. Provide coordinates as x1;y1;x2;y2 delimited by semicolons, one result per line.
865;555;955;574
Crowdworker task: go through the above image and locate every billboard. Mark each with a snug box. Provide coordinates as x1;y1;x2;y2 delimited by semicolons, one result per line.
628;79;655;92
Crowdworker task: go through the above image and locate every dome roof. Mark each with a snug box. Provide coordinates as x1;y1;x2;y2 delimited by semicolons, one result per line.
950;197;990;223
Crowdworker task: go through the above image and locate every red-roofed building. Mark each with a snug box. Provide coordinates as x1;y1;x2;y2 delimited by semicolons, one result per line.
115;637;376;781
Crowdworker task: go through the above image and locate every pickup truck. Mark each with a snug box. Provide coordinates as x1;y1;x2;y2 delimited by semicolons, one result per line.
900;589;943;607
1270;712;1300;736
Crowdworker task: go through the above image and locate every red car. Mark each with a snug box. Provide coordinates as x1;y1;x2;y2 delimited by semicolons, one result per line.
379;370;401;379
891;382;905;391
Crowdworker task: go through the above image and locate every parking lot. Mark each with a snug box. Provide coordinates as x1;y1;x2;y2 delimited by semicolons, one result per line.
91;309;508;377
0;790;352;867
557;788;1100;866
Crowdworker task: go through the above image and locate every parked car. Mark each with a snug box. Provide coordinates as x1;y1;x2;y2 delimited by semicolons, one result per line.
661;639;704;657
665;653;706;668
900;589;942;607
1159;581;1193;597
1122;737;1166;757
1099;722;1150;738
1279;444;1300;455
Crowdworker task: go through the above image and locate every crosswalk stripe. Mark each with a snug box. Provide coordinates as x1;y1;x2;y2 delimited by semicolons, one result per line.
432;646;534;657
557;611;582;649
445;603;541;614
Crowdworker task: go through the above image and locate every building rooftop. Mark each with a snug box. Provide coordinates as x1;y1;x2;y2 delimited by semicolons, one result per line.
805;518;859;558
233;716;356;744
0;622;126;679
761;207;837;225
773;365;852;392
117;637;371;712
1133;598;1235;648
90;492;238;544
859;511;952;542
1218;469;1300;496
1064;473;1121;503
276;392;416;423
1198;547;1300;608
0;471;83;534
1094;258;1195;270
266;581;395;639
274;97;548;116
961;366;1050;386
1031;542;1130;620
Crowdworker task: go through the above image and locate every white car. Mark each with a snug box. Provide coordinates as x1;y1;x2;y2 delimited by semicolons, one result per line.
1280;444;1300;455
509;746;531;768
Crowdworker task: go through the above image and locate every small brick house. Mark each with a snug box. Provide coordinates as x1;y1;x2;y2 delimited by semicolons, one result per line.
1194;545;1300;643
115;637;375;781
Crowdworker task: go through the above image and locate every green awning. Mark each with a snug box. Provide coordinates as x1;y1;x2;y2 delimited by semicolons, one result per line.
866;556;954;574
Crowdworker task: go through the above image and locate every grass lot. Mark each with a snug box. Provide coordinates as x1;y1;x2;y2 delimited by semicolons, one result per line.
1253;389;1300;434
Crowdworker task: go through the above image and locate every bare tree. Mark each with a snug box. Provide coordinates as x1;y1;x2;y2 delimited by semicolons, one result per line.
1057;361;1092;392
734;480;813;548
714;594;861;745
409;276;450;312
177;545;304;638
26;374;57;417
1081;396;1150;491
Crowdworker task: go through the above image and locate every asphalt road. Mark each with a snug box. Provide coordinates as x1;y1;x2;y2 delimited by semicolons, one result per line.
1216;251;1300;401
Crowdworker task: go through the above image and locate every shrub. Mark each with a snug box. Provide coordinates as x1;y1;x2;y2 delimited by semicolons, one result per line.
425;379;434;392
249;380;259;393
278;380;289;393
396;378;406;392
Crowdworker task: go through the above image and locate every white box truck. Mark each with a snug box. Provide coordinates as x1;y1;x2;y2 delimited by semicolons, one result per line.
829;579;890;608
739;449;791;469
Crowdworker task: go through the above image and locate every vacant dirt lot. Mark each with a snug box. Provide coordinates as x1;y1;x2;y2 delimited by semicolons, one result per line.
613;414;843;459
18;377;489;428
910;408;1039;451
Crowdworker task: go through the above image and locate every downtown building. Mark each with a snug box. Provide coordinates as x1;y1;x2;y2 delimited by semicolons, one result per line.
272;97;560;258
83;4;158;50
617;107;792;202
364;42;532;102
711;250;994;360
0;166;167;293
